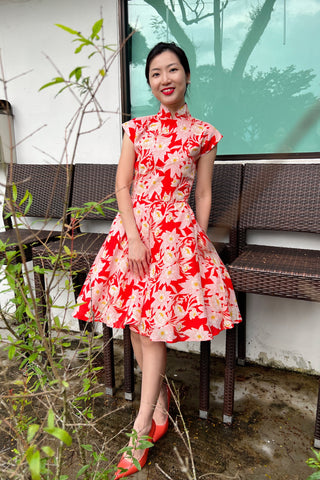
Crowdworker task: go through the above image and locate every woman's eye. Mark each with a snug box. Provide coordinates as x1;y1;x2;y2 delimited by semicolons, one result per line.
170;68;178;72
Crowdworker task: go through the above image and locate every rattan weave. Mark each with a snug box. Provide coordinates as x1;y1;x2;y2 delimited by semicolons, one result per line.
32;164;120;395
189;162;243;264
197;163;243;420
227;163;320;447
0;163;71;262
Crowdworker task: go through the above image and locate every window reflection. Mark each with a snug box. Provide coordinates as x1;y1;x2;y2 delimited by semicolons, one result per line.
128;0;320;155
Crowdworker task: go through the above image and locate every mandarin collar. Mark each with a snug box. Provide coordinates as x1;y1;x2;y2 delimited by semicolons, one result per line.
158;103;190;120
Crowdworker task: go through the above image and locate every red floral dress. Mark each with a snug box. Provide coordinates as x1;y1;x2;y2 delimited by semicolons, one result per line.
73;104;242;342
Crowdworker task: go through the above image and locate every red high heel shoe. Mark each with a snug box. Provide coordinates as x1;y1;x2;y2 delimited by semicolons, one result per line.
114;420;156;479
153;385;171;442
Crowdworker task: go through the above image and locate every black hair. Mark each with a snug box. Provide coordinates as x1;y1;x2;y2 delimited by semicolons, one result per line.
145;42;190;85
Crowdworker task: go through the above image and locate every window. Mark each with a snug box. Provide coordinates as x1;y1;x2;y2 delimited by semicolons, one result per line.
127;0;320;156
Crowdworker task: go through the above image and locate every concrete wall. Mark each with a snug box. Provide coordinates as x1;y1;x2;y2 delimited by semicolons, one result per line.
0;0;319;375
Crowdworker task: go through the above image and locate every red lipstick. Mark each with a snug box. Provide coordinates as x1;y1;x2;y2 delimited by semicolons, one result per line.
162;88;175;95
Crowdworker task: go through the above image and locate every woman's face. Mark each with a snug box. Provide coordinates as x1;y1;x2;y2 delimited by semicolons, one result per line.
148;50;190;113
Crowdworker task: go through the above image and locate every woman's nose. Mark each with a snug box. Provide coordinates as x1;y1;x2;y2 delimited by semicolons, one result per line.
161;72;170;84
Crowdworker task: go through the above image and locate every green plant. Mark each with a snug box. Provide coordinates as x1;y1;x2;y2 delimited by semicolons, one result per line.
0;13;225;480
76;444;112;479
0;16;124;480
117;430;154;473
306;449;320;480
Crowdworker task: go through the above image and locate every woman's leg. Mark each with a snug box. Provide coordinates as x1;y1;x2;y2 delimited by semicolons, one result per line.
130;330;143;371
129;331;167;457
130;331;168;425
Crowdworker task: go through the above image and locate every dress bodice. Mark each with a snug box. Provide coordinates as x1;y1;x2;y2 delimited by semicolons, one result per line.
123;104;222;204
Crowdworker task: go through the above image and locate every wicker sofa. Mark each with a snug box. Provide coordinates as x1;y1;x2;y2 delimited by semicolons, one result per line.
3;161;318;447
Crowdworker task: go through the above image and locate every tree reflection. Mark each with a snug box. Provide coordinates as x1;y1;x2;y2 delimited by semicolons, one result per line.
130;0;319;154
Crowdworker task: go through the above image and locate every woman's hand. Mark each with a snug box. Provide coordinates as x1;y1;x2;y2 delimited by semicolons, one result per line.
128;237;151;278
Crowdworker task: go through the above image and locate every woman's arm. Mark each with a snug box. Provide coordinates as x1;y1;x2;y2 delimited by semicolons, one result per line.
116;133;150;277
195;146;217;232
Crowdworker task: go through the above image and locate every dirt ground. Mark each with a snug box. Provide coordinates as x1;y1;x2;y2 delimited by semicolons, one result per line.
0;336;318;480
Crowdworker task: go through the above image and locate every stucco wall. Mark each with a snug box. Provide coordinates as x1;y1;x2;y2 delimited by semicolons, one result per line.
0;0;319;374
0;0;122;165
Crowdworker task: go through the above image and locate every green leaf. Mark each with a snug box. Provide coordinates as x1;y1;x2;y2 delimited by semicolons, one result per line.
81;444;94;452
26;447;41;480
28;352;39;363
104;44;116;52
19;189;29;206
74;43;87;54
132;457;142;471
306;473;320;480
57;84;73;95
136;439;153;449
63;245;72;256
39;77;65;91
91;392;104;398
27;424;40;443
41;445;55;457
47;408;55;429
8;344;16;360
13;379;24;386
12;183;17;202
55;24;79;35
76;465;89;478
33;265;46;274
94;205;104;216
53;316;62;328
49;379;59;387
91;19;103;40
24;192;33;215
44;427;72;446
69;66;86;82
25;303;35;320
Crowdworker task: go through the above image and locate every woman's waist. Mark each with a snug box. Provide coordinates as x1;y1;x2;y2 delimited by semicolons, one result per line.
132;193;190;206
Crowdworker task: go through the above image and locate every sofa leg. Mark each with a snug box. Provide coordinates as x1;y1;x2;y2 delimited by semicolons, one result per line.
123;326;134;401
199;340;210;419
223;328;236;424
314;377;320;449
102;324;115;396
236;292;246;366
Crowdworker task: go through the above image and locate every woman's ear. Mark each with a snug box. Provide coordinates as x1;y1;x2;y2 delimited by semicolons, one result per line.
186;73;191;84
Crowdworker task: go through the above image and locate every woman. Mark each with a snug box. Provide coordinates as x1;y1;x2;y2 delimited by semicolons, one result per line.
73;42;241;478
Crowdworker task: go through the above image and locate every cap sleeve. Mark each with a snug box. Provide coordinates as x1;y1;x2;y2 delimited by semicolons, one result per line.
122;118;137;144
200;124;223;156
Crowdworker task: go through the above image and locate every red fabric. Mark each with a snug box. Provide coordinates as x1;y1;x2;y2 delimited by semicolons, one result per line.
73;104;242;342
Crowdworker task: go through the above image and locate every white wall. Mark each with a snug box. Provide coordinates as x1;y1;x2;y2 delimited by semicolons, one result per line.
0;0;122;165
0;0;122;337
0;0;319;375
